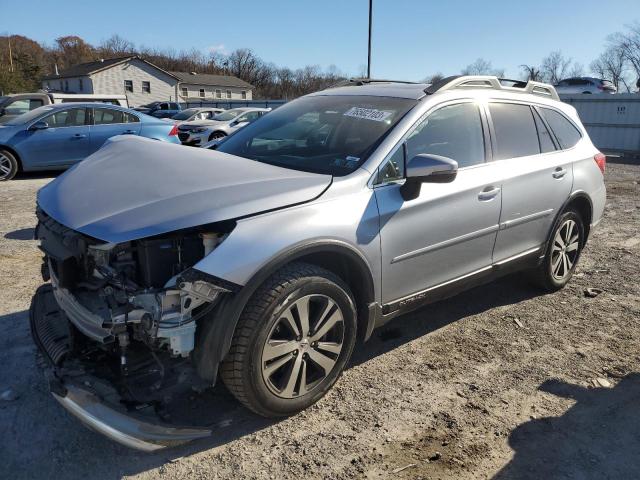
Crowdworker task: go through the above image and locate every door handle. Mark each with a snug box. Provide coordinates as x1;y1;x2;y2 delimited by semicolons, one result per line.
71;134;87;139
552;167;567;179
478;186;501;201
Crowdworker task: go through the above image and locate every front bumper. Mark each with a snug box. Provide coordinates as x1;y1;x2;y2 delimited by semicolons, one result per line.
30;284;212;451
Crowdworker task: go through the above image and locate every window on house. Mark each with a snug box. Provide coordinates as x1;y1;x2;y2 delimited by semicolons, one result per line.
215;89;221;99
64;80;69;92
124;80;133;92
181;87;188;97
199;88;205;98
78;79;83;92
59;81;63;90
226;90;232;99
241;90;247;99
142;81;151;94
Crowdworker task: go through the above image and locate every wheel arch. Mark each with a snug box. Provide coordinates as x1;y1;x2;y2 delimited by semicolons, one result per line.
542;191;593;260
193;240;377;383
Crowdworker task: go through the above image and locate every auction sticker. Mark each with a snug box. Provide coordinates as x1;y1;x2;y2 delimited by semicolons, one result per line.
343;107;393;122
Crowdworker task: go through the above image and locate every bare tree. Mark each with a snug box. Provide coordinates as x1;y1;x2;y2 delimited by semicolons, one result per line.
541;51;572;84
568;62;585;78
98;35;135;57
520;64;542;81
461;58;504;77
423;73;444;83
608;22;640;84
591;46;629;91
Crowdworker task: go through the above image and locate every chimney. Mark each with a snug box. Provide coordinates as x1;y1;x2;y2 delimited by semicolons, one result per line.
54;64;59;76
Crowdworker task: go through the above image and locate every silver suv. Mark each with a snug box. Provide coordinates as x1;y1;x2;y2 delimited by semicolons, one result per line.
31;76;606;450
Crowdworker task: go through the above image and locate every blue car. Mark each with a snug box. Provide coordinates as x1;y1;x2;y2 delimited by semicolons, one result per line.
0;103;181;180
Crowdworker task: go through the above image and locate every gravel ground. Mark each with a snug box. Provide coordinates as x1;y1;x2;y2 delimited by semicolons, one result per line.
0;163;639;480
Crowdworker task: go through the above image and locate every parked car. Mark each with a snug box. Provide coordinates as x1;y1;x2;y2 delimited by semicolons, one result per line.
0;92;129;124
31;76;605;450
134;101;181;118
554;77;617;94
177;107;270;146
0;103;180;180
165;107;225;124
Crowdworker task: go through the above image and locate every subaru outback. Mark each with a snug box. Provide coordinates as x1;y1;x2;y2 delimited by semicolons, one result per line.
31;76;606;450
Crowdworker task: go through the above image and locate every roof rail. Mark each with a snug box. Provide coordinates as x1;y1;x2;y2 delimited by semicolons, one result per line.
327;78;419;89
424;75;560;101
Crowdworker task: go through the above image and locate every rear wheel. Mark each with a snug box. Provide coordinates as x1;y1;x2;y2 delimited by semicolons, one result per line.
220;262;357;417
531;210;585;291
0;150;18;181
208;131;226;142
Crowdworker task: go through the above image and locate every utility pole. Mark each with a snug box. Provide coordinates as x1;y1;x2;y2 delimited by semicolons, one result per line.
367;0;372;78
8;34;14;73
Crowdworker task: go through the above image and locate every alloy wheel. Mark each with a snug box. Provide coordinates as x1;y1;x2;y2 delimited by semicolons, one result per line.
261;294;345;399
0;152;13;180
551;219;580;281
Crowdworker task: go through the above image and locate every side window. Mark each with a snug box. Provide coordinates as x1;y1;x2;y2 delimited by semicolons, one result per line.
377;144;405;183
532;109;556;153
42;108;86;127
539;108;582;150
93;108;125;125
406;102;485;168
489;103;540;160
125;112;139;123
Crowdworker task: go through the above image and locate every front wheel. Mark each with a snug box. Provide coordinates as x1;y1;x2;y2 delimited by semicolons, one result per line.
0;150;19;181
220;262;357;417
208;131;226;142
531;210;585;291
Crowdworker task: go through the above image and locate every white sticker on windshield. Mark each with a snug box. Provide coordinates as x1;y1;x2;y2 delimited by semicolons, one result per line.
343;107;393;122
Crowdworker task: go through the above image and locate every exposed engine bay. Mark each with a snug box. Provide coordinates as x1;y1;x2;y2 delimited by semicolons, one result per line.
34;207;236;406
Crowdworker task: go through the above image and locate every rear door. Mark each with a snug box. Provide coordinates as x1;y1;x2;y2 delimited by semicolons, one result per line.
489;102;573;263
89;107;141;153
18;107;90;167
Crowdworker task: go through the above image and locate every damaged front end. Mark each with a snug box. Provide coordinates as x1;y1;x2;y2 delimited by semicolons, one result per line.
31;207;238;450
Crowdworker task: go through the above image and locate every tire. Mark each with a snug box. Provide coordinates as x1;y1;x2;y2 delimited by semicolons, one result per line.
208;131;226;142
531;209;585;292
220;262;357;417
0;149;19;181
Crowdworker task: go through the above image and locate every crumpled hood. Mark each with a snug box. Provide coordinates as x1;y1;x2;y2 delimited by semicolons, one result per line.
37;136;332;243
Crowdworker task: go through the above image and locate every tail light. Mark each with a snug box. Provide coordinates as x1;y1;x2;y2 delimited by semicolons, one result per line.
168;125;178;136
594;152;606;174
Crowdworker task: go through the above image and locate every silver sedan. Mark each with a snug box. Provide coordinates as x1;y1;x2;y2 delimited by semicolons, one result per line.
177;107;271;146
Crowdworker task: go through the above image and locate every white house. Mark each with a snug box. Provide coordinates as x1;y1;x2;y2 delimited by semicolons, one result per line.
42;56;254;107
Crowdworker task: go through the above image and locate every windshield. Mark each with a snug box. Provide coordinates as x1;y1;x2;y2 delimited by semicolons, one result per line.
213;109;245;121
173;108;198;120
216;95;416;176
4;105;55;125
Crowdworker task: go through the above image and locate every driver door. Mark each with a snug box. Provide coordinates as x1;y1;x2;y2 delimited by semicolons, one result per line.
374;101;503;305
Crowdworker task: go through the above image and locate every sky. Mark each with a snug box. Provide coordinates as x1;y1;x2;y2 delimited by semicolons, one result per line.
0;0;638;81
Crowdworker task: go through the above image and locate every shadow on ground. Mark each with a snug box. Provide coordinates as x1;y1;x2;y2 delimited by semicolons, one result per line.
494;374;640;479
4;228;35;240
4;274;546;478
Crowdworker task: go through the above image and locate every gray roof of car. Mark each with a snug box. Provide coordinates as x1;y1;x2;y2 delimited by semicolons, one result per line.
309;82;429;100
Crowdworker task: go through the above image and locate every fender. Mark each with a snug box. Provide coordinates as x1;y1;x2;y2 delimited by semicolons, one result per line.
193;239;378;383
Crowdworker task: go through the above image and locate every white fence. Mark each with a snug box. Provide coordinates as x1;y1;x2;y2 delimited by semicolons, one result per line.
560;94;640;155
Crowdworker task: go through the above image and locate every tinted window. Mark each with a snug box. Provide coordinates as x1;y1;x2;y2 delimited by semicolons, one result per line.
42;108;86;127
216;95;416;176
406;102;485;168
489;103;539;160
540;108;582;150
532;109;556;153
94;108;125;125
377;144;405;183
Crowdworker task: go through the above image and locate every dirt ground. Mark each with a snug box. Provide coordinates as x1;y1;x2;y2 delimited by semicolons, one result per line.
0;163;639;480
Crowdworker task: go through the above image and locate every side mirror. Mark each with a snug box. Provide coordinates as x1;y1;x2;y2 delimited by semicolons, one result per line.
29;121;49;131
406;154;458;183
401;154;458;201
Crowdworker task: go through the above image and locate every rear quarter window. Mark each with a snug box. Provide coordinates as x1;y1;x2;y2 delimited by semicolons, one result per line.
489;103;540;160
540;108;582;149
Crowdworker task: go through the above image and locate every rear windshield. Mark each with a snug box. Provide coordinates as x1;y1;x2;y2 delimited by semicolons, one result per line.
216;95;416;176
173;109;198;120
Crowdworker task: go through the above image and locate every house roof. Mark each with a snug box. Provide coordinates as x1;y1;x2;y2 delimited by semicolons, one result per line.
170;72;254;90
43;56;136;80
